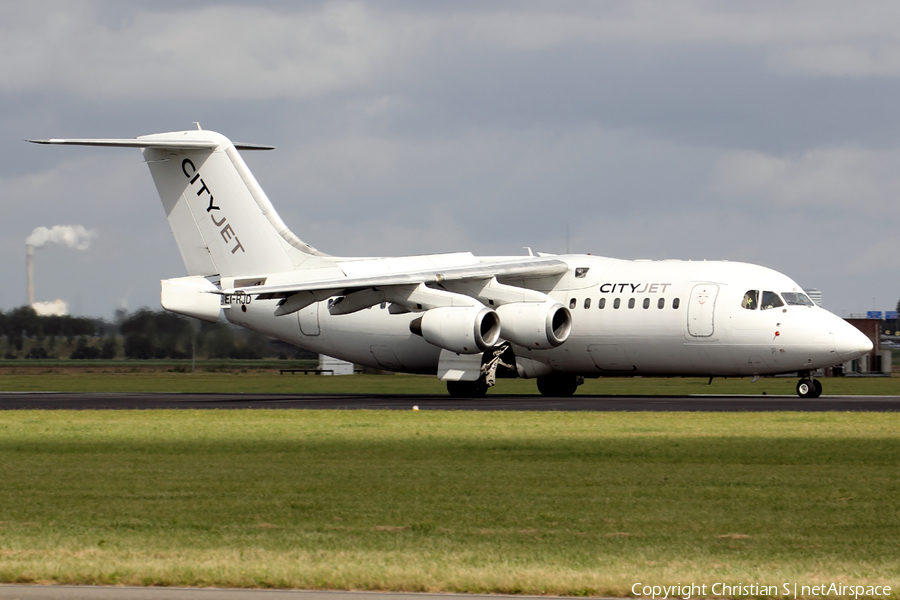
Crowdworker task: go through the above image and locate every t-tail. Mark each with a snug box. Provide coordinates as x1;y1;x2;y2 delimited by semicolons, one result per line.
29;129;327;279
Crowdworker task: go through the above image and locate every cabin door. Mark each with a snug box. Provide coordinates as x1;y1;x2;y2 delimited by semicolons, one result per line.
687;284;718;338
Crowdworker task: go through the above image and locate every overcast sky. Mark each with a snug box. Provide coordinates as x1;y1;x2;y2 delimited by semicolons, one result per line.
3;0;900;319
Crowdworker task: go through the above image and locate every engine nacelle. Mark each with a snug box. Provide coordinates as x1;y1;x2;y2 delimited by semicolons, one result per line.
410;306;501;354
495;301;572;348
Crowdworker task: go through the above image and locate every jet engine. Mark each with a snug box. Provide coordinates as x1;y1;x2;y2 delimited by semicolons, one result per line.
495;301;572;348
410;306;501;354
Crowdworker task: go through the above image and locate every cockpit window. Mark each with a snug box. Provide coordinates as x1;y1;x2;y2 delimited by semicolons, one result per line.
761;291;784;310
742;290;759;310
782;292;814;307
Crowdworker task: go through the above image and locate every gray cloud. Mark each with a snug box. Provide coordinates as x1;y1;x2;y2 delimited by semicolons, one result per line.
3;0;900;317
711;147;900;213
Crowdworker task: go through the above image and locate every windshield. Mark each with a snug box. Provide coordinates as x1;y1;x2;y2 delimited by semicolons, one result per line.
782;292;815;307
760;291;784;310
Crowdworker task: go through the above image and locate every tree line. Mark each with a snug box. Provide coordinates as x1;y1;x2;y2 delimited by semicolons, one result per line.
0;306;306;360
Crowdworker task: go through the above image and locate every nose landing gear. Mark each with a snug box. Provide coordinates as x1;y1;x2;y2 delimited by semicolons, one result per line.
796;375;823;398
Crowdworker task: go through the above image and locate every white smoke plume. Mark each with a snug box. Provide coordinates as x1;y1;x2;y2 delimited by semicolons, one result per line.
32;300;68;316
26;225;94;250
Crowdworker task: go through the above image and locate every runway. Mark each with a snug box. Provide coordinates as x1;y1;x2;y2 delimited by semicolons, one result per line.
0;391;898;411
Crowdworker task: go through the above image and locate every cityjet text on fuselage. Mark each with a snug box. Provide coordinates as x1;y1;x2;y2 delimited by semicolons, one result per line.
599;283;672;294
182;158;245;255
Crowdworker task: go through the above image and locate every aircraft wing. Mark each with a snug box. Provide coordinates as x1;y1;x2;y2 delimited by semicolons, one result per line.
221;257;569;300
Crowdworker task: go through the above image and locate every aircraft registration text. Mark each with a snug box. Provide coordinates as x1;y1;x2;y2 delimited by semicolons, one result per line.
221;292;252;306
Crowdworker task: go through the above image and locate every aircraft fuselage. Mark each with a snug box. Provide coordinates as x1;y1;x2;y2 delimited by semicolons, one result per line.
221;255;866;379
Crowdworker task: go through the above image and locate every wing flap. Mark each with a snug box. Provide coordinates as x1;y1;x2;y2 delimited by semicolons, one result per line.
221;257;569;298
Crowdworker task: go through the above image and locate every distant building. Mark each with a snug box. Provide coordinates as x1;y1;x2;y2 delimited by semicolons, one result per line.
843;318;891;375
804;288;822;307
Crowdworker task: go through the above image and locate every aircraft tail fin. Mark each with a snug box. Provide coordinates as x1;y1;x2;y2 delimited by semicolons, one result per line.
30;130;327;277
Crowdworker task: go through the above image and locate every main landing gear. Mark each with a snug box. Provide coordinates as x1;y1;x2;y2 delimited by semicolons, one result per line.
536;373;584;397
796;374;823;398
447;379;489;398
445;343;516;398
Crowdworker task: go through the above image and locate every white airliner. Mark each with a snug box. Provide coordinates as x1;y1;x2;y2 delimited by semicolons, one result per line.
30;129;873;398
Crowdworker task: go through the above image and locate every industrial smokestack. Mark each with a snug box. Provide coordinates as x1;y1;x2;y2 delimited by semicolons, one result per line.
25;224;94;310
26;244;34;306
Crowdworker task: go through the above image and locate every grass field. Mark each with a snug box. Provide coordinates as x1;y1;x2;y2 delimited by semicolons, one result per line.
0;410;898;596
1;365;900;396
1;356;898;396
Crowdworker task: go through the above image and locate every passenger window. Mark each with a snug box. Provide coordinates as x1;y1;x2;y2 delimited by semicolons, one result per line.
584;298;591;309
761;291;784;310
598;298;606;309
570;298;576;309
673;298;680;309
628;298;635;309
742;290;759;310
643;298;650;309
613;298;621;309
658;298;665;309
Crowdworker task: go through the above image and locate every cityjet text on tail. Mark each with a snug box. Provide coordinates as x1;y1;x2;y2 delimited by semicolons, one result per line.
29;129;872;397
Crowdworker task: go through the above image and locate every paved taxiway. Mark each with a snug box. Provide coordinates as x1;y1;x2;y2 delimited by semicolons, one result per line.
0;391;898;411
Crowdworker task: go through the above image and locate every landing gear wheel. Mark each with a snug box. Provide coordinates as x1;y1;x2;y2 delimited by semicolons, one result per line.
796;378;823;398
536;373;580;397
447;379;489;398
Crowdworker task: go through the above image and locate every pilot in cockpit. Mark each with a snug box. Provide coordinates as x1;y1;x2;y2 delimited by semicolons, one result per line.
742;290;758;310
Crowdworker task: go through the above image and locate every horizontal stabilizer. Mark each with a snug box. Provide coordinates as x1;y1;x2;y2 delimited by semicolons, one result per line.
28;128;313;279
27;138;273;151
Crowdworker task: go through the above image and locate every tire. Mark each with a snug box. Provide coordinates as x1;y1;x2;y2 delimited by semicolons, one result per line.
536;373;579;397
811;379;823;398
447;380;488;398
796;379;817;398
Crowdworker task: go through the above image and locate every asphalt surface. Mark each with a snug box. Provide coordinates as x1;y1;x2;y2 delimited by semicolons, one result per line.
0;391;898;411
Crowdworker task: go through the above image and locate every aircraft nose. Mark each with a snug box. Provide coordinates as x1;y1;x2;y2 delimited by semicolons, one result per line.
834;319;874;362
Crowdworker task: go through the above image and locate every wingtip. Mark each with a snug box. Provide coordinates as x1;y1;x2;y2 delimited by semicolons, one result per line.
27;139;74;145
234;143;275;151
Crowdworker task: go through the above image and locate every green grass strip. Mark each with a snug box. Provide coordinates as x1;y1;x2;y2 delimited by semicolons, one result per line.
0;411;897;596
